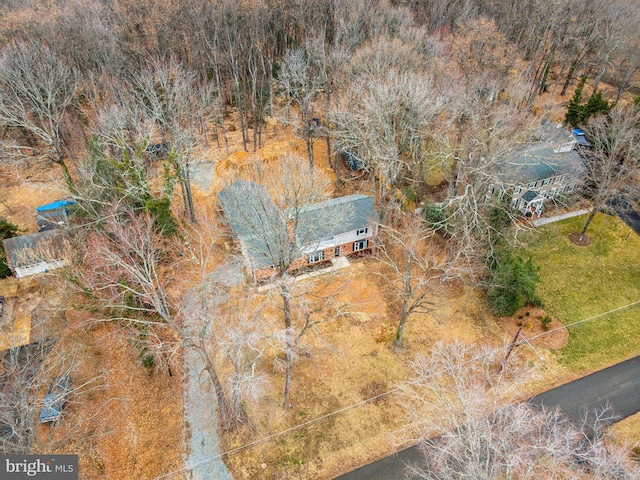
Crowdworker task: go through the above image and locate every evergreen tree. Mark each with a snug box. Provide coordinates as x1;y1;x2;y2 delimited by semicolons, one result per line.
0;217;21;278
564;75;587;127
583;90;612;121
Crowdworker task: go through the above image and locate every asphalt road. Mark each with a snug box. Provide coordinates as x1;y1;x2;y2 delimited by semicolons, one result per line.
335;355;640;480
617;207;640;235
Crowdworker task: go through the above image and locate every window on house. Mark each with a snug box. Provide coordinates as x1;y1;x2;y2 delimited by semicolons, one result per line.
511;198;518;209
542;178;550;186
308;250;325;263
550;188;557;197
528;181;537;188
488;184;495;194
514;186;522;195
356;227;368;236
567;184;574;193
334;246;341;257
353;239;368;251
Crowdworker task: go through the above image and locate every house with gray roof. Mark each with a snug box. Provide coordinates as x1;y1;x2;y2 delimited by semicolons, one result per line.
2;230;68;278
493;123;588;217
218;180;376;281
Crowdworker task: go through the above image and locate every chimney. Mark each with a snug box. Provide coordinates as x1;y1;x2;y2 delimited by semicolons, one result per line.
286;213;295;244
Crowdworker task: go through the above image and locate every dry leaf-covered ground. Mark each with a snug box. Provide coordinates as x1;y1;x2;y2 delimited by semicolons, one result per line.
1;111;629;479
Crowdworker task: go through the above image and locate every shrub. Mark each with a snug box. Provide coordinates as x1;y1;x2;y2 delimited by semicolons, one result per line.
488;254;540;316
145;197;178;237
540;315;552;331
0;217;20;240
0;217;21;279
0;257;11;279
141;354;155;369
423;203;448;234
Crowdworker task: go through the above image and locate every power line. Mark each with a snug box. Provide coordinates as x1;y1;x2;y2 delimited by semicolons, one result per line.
154;299;640;479
520;299;640;344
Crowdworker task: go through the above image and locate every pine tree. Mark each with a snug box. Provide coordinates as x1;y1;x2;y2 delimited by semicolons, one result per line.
564;75;587;127
583;90;612;121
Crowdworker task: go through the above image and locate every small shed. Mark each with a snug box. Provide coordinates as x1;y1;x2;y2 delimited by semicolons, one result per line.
36;200;75;232
2;230;68;278
572;128;592;148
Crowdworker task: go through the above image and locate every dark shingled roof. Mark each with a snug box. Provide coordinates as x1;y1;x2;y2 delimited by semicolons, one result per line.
292;194;375;242
218;180;375;268
497;124;587;186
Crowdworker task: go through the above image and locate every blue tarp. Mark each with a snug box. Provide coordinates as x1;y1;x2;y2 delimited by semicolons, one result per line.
36;200;76;212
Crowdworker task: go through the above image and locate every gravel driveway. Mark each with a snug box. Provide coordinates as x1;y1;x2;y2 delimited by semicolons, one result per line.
182;260;244;479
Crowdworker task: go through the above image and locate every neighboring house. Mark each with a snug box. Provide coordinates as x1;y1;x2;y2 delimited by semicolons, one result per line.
494;124;588;217
218;180;376;281
2;230;68;278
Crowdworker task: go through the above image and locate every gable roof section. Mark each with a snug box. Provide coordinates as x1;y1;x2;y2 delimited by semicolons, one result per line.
2;230;68;278
218;181;375;268
294;194;375;243
497;125;587;186
218;180;286;268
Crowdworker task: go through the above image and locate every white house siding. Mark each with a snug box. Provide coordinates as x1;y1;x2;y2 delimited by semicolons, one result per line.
14;260;67;278
333;226;374;247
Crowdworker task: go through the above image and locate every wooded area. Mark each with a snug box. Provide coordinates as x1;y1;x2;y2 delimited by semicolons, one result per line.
1;0;640;478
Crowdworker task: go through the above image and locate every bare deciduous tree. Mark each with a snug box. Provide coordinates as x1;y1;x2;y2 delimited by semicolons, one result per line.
133;59;219;223
0;41;79;191
405;341;640;479
0;340;104;455
575;107;640;242
377;214;450;348
278;46;327;170
332;65;444;221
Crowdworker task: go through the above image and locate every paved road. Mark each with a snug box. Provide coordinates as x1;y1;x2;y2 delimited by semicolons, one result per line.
616;207;640;235
335;355;640;480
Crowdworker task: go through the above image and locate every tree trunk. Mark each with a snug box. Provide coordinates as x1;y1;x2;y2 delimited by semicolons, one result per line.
183;160;197;223
579;208;597;241
560;59;579;96
449;114;466;198
395;253;412;349
552;60;568;97
395;311;408;349
592;65;607;93
54;157;77;195
305;137;315;170
199;346;233;430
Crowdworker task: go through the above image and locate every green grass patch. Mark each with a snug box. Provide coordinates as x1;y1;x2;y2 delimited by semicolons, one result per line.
519;213;640;372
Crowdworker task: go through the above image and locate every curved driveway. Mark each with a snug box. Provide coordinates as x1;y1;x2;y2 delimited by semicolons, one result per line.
336;355;640;480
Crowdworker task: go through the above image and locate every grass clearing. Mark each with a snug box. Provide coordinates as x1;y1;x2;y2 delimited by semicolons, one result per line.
519;213;640;373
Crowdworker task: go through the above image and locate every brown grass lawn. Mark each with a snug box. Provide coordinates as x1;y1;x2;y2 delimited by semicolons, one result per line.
221;259;508;479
